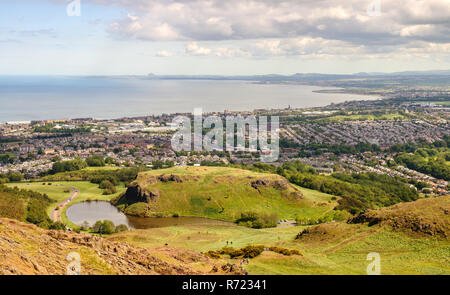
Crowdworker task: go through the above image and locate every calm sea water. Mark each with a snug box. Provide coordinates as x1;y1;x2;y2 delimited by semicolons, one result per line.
0;76;377;122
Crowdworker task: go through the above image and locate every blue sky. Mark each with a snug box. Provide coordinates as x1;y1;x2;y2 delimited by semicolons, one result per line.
1;0;449;75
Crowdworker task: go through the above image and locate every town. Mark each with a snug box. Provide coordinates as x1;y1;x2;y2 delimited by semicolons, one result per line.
1;92;449;196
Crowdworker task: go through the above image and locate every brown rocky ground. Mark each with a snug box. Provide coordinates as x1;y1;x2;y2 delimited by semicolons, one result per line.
0;218;246;275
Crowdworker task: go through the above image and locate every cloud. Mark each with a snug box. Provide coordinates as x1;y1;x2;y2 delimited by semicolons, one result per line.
185;42;212;56
155;50;173;57
51;0;450;59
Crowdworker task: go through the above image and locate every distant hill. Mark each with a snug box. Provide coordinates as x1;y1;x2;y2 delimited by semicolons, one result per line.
145;70;450;82
112;167;336;221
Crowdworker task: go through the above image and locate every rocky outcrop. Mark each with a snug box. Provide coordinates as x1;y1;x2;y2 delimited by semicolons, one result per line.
250;178;303;199
0;218;247;275
158;174;183;183
250;178;289;190
117;184;160;204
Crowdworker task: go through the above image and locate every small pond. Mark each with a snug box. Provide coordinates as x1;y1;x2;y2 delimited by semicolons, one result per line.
66;201;233;229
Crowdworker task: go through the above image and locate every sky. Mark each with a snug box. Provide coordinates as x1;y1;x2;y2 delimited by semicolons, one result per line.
0;0;449;75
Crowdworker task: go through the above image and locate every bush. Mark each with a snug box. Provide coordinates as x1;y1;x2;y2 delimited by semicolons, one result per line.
115;224;129;233
235;211;278;229
99;180;114;189
49;222;66;231
210;245;300;259
269;247;302;256
241;245;264;258
102;187;117;195
205;251;221;259
92;220;116;234
99;180;117;195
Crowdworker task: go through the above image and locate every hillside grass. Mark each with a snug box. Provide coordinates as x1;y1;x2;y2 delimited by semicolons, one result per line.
124;167;337;221
110;221;450;275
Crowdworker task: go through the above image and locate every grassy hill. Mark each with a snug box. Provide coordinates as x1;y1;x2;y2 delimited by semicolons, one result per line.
111;195;450;275
112;167;338;222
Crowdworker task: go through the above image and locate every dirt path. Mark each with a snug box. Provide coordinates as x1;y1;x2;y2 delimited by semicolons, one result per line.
50;187;79;223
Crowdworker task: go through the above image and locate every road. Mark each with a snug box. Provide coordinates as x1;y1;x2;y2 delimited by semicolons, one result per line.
50;186;79;223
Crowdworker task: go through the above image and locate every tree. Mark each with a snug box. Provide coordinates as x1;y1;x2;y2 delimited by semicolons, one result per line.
7;171;23;182
101;220;116;234
86;155;105;167
92;220;103;233
92;220;116;234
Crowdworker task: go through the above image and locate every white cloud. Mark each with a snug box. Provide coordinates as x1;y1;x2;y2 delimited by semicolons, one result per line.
185;42;212;56
155;50;172;57
60;0;450;59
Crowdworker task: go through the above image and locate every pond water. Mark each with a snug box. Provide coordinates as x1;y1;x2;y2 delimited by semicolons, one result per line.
65;201;233;229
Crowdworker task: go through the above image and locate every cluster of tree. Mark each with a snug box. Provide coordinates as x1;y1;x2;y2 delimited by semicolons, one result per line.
235;211;278;229
151;160;175;169
33;123;91;134
226;161;419;214
0;136;21;143
85;155;105;167
0;184;64;230
91;220;128;234
99;180;117;195
395;153;450;181
0;153;15;164
0;171;24;183
280;139;381;156
44;166;146;186
389;136;449;153
50;158;87;174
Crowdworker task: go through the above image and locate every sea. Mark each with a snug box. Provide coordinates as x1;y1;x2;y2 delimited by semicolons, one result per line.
0;76;378;122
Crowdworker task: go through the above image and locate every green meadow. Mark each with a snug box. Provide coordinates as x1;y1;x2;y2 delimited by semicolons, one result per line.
118;167;338;221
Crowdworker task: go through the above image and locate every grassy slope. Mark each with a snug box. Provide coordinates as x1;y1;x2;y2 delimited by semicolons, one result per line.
110;220;450;275
110;195;450;275
126;167;337;221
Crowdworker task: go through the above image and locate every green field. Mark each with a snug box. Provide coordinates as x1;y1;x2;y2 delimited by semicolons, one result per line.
116;167;338;221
